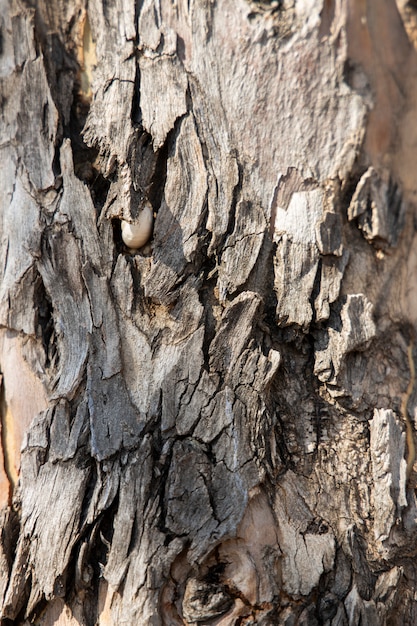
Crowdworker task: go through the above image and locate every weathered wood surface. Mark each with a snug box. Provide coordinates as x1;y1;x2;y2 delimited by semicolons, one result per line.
2;0;417;624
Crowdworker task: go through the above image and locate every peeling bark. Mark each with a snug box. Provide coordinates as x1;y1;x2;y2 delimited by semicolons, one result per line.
2;0;417;624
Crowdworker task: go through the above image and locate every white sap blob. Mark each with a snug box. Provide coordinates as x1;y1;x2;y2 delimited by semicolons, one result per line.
121;204;154;249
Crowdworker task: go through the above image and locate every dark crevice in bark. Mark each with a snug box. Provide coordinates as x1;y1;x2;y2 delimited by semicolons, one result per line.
132;0;142;90
154;435;175;539
63;477;118;622
0;507;20;584
33;273;57;370
52;145;62;180
200;272;219;374
257;230;291;363
131;58;141;126
267;408;291;476
78;462;100;530
111;217;124;257
268;344;320;474
96;516;115;570
263;244;280;334
304;328;327;455
76;501;115;596
147;129;170;211
218;154;242;265
126;511;139;558
340;163;369;229
86;167;111;216
51;6;110;213
341;171;361;206
324;297;344;335
24;583;48;623
30;4;84;189
309;257;322;326
67;89;110;213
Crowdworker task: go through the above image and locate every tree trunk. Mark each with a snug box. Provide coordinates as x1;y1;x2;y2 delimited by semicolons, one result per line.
2;0;417;624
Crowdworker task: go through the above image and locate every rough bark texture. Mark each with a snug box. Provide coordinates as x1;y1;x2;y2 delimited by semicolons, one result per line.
2;0;417;624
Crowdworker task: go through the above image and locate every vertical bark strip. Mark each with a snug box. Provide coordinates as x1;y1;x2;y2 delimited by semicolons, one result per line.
2;0;417;624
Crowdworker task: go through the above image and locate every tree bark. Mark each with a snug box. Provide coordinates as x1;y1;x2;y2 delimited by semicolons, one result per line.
2;0;417;624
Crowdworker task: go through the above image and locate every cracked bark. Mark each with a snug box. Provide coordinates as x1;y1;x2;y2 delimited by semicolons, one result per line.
2;0;417;624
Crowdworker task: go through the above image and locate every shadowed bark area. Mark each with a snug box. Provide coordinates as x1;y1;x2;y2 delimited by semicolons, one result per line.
2;0;417;624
